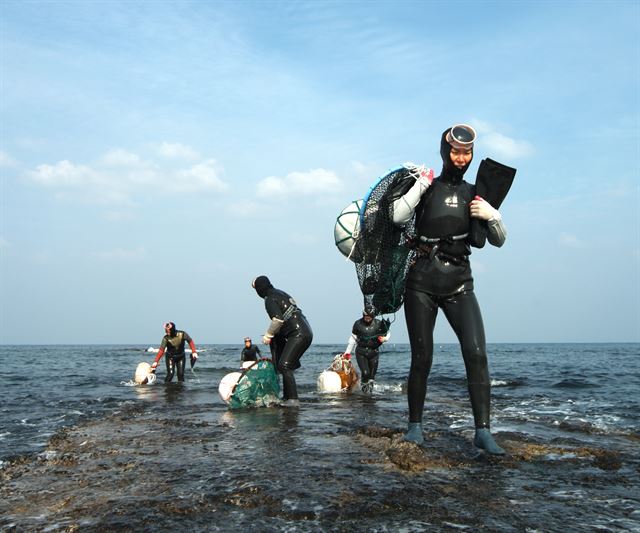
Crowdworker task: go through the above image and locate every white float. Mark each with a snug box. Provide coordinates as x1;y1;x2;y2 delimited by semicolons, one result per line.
218;371;243;403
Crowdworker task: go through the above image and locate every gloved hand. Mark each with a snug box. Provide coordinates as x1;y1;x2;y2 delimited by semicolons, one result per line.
190;352;198;369
470;195;501;221
377;336;385;343
343;352;351;359
416;166;434;191
150;361;158;373
262;334;272;345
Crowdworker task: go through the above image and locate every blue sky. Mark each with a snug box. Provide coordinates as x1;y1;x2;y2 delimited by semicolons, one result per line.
1;0;638;344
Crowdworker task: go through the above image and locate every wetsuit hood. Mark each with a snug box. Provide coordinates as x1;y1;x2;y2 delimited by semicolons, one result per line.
164;322;176;336
253;275;273;298
439;127;473;183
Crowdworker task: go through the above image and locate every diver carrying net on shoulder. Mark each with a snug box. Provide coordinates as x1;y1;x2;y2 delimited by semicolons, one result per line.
351;163;433;315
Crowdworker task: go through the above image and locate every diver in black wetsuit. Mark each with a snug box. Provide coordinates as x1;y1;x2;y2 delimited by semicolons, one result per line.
252;276;313;406
151;322;198;383
241;337;261;362
392;124;513;455
344;306;390;393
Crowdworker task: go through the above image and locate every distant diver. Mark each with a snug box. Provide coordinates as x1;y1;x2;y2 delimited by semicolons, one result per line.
151;322;198;383
253;276;313;407
344;305;390;393
391;124;515;454
241;337;261;363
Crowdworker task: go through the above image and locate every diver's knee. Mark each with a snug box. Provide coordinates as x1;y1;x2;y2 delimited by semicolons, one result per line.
278;360;295;373
463;344;486;363
410;353;432;373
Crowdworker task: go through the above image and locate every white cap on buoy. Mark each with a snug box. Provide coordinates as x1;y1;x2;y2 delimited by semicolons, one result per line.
218;372;243;403
317;370;343;393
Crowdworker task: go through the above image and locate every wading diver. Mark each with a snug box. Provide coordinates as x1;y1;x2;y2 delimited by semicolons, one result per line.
344;305;390;393
151;322;198;383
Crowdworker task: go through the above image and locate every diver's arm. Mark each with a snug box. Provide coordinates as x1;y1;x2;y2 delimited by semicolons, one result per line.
262;317;284;344
151;347;165;372
392;167;434;225
345;334;357;355
486;213;507;247
187;338;198;361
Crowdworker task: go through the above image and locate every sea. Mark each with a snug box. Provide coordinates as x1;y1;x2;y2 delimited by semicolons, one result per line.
1;343;639;532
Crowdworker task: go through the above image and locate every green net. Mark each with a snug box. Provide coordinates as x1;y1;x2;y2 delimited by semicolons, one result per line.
353;166;417;315
228;359;280;409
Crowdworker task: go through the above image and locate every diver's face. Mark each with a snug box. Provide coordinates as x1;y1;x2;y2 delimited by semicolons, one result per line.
363;314;373;324
245;340;251;347
449;146;473;168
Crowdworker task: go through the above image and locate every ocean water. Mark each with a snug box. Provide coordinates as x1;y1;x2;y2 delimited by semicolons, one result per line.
1;343;639;532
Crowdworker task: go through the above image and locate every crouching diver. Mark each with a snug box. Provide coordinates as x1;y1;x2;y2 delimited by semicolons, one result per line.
253;275;313;406
151;322;198;383
344;305;390;393
392;124;515;455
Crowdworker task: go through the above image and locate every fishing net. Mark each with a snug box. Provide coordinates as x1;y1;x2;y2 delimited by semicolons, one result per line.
352;164;426;315
228;359;280;409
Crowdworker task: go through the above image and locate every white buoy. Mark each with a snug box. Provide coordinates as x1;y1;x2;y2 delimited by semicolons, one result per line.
218;372;243;403
334;200;363;262
241;360;257;370
317;370;344;393
134;362;155;385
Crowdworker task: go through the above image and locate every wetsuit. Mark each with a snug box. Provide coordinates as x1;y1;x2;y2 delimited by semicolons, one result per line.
254;276;313;401
346;318;389;384
241;344;261;362
400;129;509;430
155;330;196;383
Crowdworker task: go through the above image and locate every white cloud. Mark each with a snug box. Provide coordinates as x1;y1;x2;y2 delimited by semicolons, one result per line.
473;120;534;160
558;232;584;248
256;168;342;198
26;148;229;206
0;151;17;167
30;160;100;187
100;149;145;167
156;142;200;160
172;159;228;193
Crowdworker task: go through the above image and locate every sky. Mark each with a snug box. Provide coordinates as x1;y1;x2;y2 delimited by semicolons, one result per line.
0;0;638;345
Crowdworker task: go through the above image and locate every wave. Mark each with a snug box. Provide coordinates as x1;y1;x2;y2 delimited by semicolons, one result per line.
551;379;598;389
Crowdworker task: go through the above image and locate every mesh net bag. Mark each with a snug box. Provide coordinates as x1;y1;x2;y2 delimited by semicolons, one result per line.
352;165;423;315
228;359;280;409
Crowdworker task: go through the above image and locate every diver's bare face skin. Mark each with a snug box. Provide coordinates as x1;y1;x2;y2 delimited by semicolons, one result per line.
363;315;373;324
450;147;473;168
